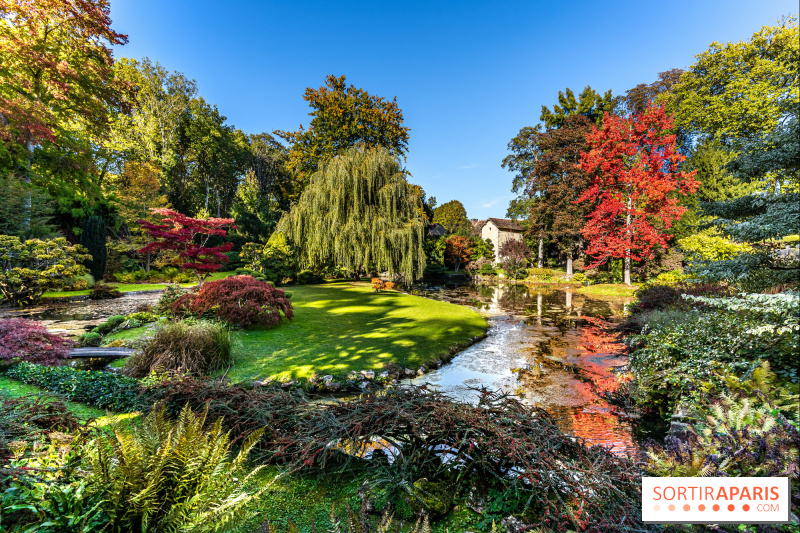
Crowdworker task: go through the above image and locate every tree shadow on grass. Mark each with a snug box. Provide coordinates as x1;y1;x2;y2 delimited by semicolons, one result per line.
227;284;487;381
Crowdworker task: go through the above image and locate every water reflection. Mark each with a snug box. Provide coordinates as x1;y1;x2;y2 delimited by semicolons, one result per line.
408;282;637;454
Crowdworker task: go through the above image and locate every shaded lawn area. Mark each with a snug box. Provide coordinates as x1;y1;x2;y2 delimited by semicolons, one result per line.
0;375;105;421
41;271;235;298
228;282;487;382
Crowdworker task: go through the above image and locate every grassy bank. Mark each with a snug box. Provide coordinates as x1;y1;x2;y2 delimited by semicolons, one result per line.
41;271;235;298
105;282;488;382
575;283;638;299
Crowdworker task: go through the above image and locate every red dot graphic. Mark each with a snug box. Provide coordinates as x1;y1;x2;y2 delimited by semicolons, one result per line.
743;504;750;511
728;504;735;512
713;504;720;511
668;504;676;512
698;504;706;511
683;504;691;511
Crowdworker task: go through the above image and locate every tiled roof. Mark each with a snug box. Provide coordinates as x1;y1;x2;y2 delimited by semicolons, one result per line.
486;218;524;231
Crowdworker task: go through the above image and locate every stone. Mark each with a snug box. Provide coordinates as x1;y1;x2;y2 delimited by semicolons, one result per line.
361;370;375;380
416;366;426;376
327;381;341;391
378;371;389;380
404;368;415;376
434;360;443;368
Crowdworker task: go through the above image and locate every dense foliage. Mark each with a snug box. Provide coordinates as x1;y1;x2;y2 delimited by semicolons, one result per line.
577;104;699;284
278;145;427;282
432;200;470;234
7;362;140;411
0;236;89;305
443;236;472;272
498;239;530;280
173;275;293;328
87;405;265;532
275;74;410;196
627;291;799;414
0;318;73;365
124;320;233;378
241;231;297;284
138;208;235;285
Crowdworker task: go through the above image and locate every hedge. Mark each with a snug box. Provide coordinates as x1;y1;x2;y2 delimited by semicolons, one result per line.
6;362;141;412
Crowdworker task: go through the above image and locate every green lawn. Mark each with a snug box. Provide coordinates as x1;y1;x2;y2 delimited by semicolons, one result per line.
103;282;487;382
42;271;235;298
230;282;487;382
576;283;638;299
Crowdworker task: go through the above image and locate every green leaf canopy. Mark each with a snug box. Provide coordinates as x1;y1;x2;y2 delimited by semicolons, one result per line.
278;145;426;281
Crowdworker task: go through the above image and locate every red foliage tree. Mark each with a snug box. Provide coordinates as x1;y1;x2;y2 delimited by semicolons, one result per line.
172;275;293;328
138;209;235;285
0;318;73;365
576;104;699;284
444;236;473;272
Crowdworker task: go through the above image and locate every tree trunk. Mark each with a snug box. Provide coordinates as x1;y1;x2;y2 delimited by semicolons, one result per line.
624;197;632;285
537;235;544;269
566;249;573;277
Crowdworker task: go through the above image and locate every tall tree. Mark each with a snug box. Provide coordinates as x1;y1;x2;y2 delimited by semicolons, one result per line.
0;0;129;229
666;17;799;147
539;86;617;129
576;105;699;285
170;98;249;217
433;200;470;234
623;69;684;117
506;85;617;236
275;75;410;199
693;103;799;291
277;145;426;282
518;115;593;276
109;57;197;173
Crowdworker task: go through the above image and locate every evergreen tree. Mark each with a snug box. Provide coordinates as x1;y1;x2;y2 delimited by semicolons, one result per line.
277;145;426;281
80;216;107;281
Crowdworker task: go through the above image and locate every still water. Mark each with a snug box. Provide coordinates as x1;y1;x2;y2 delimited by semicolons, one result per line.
408;282;638;454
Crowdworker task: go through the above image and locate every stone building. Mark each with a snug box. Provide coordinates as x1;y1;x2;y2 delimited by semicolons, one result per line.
479;218;524;263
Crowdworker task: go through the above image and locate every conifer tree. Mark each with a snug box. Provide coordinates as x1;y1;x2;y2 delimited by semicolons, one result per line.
277;145;426;281
80;216;107;281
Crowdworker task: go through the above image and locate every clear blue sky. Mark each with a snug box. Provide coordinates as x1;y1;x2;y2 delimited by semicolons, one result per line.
111;0;797;220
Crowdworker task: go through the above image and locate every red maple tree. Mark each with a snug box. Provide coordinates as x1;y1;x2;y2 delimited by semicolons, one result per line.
138;209;235;285
445;236;473;272
576;104;698;285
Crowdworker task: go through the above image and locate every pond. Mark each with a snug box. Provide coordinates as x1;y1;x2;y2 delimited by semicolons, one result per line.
0;292;161;337
406;282;642;454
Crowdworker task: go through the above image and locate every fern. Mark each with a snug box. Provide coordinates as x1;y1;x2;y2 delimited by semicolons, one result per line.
86;404;265;532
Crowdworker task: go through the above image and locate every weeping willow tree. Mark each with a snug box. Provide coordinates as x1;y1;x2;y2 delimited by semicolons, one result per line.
277;145;426;281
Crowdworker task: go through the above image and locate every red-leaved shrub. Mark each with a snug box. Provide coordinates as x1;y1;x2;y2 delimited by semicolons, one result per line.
0;318;74;365
172;275;293;328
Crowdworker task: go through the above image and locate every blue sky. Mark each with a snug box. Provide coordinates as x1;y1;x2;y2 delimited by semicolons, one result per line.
111;0;797;220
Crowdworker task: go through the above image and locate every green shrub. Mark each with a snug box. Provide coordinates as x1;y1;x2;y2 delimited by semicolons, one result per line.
241;232;296;285
295;269;324;285
86;404;265;533
89;284;122;300
124;320;233;378
0;236;90;305
652;270;687;285
155;283;188;315
7;362;141;411
572;272;585;282
78;332;102;347
234;267;266;281
627;292;799;414
92;315;125;336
